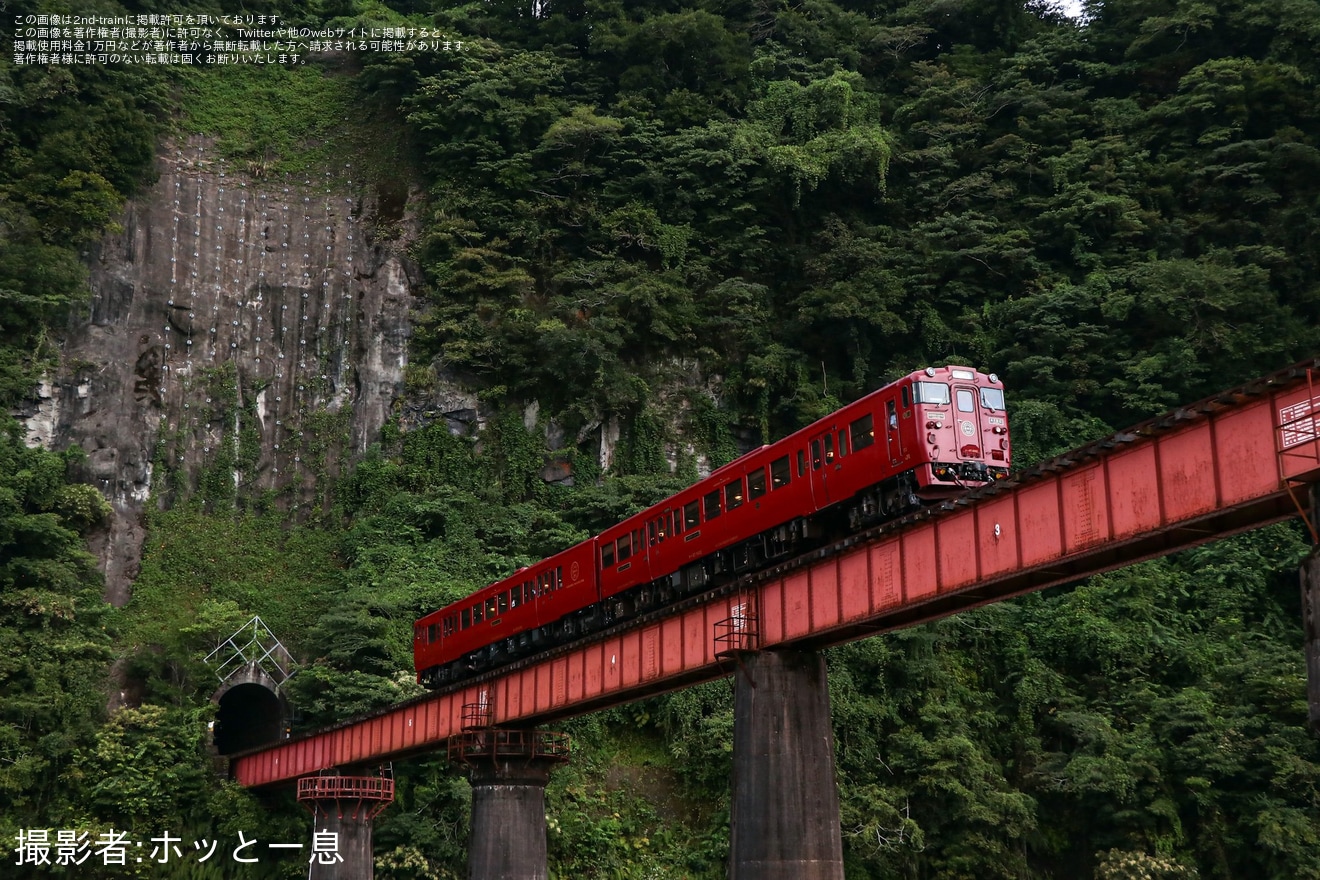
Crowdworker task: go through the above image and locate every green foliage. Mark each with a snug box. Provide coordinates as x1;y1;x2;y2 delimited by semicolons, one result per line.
392;0;1320;440
175;63;356;177
125;505;343;702
1097;849;1200;880
71;704;214;828
5;0;1320;875
0;421;117;837
545;721;727;879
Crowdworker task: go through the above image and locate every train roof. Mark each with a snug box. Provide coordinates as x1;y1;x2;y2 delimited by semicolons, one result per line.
417;541;593;624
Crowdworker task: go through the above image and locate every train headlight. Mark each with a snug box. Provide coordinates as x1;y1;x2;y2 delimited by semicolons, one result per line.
927;432;937;444
925;366;936;377
989;373;998;384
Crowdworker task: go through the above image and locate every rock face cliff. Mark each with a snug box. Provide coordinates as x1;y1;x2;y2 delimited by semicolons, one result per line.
25;138;417;604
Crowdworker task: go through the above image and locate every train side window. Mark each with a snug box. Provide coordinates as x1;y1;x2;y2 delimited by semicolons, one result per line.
850;414;875;450
427;623;439;643
957;389;975;412
524;582;534;603
724;478;745;510
472;602;484;624
811;439;823;470
498;592;509;614
633;529;643;554
510;586;521;609
797;449;805;477
444;616;456;637
704;490;721;520
486;597;498;618
837;429;848;458
602;542;615;568
824;434;835;463
462;608;471;629
902;385;911;408
648;520;657;546
771;455;791;489
888;400;898;429
684;500;700;529
556;566;563;589
671;508;683;536
747;467;767;500
617;533;632;561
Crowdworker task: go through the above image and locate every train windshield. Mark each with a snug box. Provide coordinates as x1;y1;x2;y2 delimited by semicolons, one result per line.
980;388;1005;411
914;381;950;405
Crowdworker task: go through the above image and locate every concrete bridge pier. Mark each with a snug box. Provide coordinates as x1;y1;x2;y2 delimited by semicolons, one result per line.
297;773;395;880
1305;551;1320;732
449;729;571;880
729;648;844;880
1302;485;1320;733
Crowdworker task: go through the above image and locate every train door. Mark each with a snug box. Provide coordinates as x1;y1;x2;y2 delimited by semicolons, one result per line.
884;398;904;466
808;429;835;504
952;385;984;460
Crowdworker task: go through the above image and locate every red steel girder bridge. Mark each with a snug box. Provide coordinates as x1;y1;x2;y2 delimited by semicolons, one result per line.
233;358;1320;789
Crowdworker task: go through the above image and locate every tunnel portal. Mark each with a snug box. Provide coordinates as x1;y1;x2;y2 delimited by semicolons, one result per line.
205;617;298;755
212;668;287;755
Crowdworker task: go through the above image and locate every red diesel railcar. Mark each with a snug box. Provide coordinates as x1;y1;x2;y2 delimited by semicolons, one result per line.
415;365;1009;687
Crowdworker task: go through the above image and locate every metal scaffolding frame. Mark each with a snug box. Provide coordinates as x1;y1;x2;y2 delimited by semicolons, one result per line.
204;615;297;685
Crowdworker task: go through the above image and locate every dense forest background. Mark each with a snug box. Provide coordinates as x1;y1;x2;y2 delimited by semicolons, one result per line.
2;0;1320;876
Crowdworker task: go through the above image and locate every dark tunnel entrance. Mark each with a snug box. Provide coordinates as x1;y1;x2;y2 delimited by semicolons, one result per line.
214;682;284;755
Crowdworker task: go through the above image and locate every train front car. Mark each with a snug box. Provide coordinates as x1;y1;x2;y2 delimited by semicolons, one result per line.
907;365;1010;498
